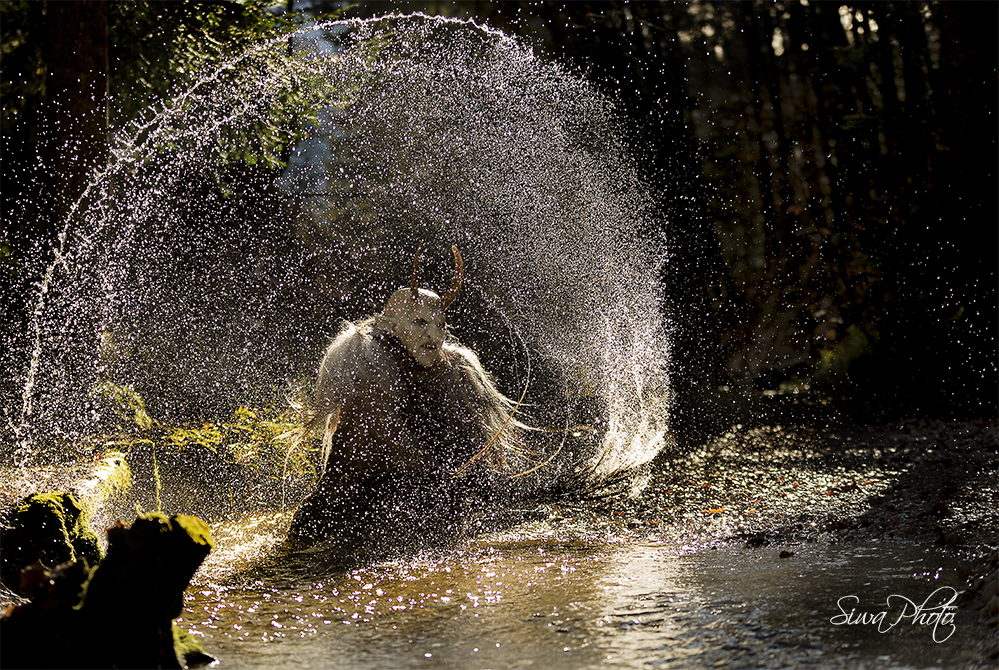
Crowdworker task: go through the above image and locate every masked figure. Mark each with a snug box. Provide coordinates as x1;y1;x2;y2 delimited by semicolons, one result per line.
287;245;525;568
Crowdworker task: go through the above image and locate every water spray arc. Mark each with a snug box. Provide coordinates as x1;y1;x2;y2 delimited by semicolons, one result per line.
4;13;670;497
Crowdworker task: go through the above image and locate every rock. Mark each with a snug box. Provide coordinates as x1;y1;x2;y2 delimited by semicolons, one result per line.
0;560;92;669
1;511;215;669
82;512;214;668
0;491;102;592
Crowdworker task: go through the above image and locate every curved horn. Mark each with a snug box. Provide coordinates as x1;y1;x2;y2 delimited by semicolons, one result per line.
441;245;464;310
410;241;424;301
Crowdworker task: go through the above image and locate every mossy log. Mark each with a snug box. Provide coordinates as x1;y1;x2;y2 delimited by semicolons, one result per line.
1;509;215;669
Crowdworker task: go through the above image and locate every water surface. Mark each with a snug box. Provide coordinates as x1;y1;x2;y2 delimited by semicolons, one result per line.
181;514;983;669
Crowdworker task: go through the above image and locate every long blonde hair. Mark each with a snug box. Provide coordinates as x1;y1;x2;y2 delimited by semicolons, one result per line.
285;318;530;478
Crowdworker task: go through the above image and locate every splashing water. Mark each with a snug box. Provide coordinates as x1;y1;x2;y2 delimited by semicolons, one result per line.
3;14;669;489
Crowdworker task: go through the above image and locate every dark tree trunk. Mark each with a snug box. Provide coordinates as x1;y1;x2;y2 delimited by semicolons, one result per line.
44;0;109;232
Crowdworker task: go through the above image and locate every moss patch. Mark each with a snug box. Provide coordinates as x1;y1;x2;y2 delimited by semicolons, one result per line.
0;491;102;592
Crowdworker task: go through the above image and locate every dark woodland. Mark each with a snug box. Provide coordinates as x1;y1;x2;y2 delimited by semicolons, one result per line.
2;1;996;439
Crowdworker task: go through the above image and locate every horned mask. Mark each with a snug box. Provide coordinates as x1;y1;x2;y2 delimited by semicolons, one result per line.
379;244;464;368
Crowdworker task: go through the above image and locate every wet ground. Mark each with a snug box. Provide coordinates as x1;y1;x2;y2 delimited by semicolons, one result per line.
622;419;998;553
3;419;997;668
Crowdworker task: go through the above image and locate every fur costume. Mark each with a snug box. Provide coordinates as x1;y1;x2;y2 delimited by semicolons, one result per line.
287;247;525;567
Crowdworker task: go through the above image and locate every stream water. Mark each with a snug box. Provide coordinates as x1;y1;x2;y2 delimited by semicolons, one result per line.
179;513;983;670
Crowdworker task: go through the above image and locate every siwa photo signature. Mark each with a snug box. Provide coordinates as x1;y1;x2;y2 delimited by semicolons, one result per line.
830;586;959;643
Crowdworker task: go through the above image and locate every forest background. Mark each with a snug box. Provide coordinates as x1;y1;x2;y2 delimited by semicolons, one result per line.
2;1;996;446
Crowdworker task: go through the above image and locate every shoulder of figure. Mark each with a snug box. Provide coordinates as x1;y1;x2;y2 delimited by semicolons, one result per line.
318;318;403;389
443;342;493;386
443;341;480;365
320;320;366;363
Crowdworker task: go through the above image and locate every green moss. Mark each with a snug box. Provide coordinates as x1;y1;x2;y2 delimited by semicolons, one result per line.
0;491;102;592
171;514;213;551
173;624;214;667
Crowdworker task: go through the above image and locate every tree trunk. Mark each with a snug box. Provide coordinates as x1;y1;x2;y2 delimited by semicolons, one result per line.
44;0;109;233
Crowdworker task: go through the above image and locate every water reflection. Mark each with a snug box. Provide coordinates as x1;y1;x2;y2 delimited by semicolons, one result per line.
181;517;984;669
594;544;981;669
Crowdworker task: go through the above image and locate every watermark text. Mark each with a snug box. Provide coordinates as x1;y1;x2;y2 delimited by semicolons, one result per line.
830;586;959;643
